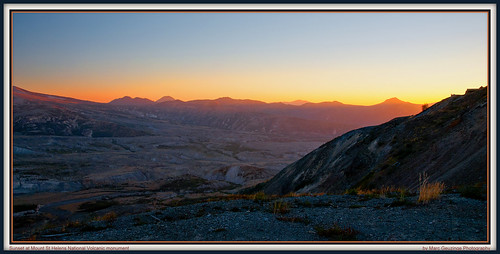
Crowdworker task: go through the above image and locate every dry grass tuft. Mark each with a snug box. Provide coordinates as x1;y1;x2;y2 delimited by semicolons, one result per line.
418;182;445;203
418;172;445;203
346;186;408;199
283;192;308;198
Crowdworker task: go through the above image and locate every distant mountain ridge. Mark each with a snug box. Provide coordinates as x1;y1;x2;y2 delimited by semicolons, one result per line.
13;86;425;138
110;95;414;107
13;85;421;108
249;87;487;194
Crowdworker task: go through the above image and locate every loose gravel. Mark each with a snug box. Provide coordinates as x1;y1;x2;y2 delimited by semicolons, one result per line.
49;194;487;242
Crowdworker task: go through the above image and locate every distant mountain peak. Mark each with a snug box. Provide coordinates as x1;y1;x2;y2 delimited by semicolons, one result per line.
109;96;154;105
156;96;175;103
381;97;406;104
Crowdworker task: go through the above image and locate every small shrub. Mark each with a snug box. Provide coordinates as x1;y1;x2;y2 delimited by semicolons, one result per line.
271;200;290;215
315;223;358;241
422;103;429;111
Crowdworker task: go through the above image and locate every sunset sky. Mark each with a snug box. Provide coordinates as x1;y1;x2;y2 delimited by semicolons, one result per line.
13;12;488;105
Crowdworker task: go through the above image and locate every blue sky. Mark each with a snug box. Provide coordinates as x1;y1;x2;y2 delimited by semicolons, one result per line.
13;12;488;104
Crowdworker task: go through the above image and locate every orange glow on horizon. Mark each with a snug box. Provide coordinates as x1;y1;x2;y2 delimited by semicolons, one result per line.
12;81;480;106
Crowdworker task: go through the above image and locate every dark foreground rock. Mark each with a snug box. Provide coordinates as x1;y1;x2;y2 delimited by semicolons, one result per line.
38;194;487;242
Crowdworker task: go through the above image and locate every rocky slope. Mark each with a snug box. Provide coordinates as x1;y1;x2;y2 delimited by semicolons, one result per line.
251;87;488;194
